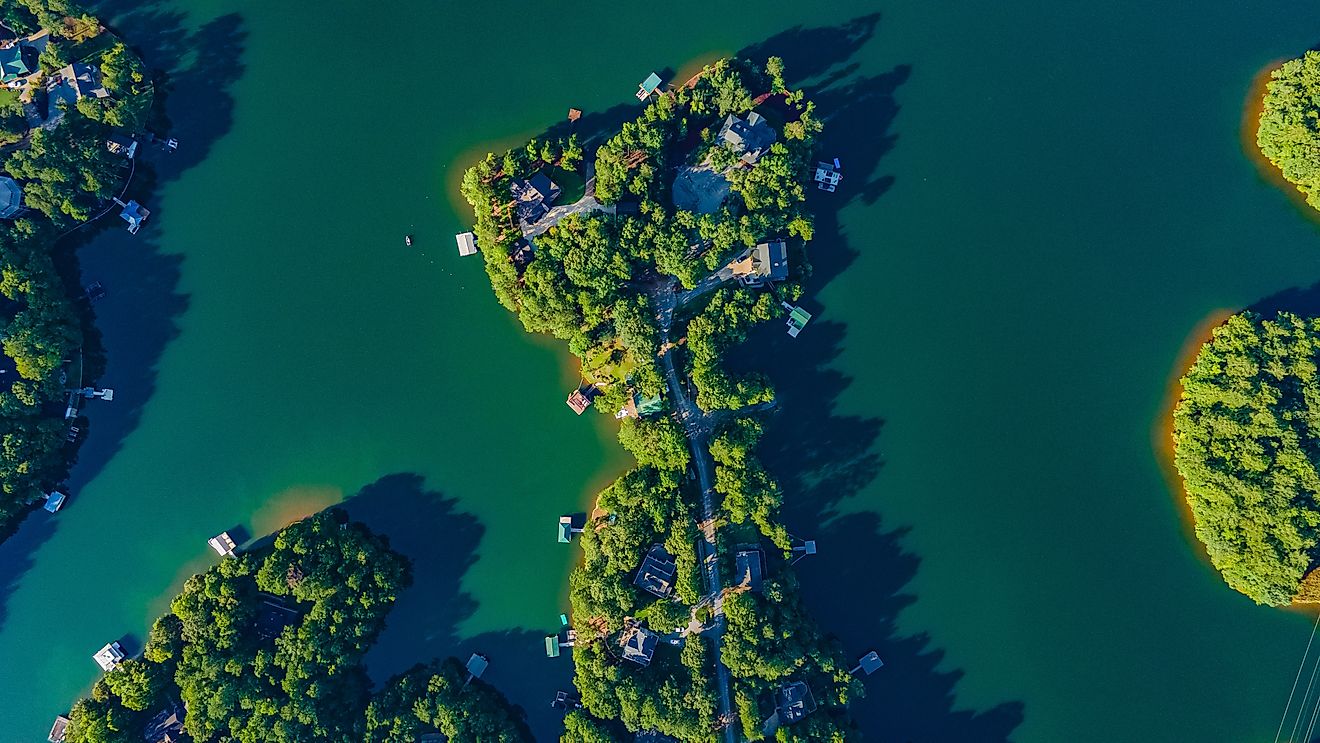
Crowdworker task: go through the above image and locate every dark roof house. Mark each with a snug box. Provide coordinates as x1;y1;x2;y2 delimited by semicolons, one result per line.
510;172;561;227
633;544;677;598
143;705;187;743
727;240;788;287
775;681;818;724
620;624;659;666
718;111;777;165
0;176;22;219
733;547;764;592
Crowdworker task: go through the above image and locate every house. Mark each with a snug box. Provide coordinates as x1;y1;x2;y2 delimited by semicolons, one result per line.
455;231;477;257
636;72;663;101
0;176;23;219
510;238;534;273
106;132;138;159
510;171;561;228
208;531;237;557
0;43;36;84
775;680;817;724
726;240;788;287
619;389;663;419
48;715;69;743
620;624;658;667
47;63;109;118
733;547;764;592
93;641;125;672
633;544;677;599
142;705;186;743
717;111;777;165
254;596;300;641
119;200;149;233
567;388;592;415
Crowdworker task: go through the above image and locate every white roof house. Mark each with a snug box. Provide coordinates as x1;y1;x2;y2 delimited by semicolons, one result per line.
456;231;477;256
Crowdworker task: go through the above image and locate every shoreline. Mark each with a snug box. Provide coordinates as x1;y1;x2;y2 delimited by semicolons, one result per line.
1239;58;1320;227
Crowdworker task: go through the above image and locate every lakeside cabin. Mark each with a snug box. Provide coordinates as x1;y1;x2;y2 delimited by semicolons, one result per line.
633;544;677;599
774;680;818;726
636;72;663;101
456;231;477;257
208;531;237;558
48;715;69;743
92;641;125;672
43;490;67;513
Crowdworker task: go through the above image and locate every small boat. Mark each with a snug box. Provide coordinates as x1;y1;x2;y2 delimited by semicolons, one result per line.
404;235;414;247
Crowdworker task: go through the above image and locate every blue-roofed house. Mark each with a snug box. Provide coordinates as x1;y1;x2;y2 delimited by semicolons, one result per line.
0;176;23;219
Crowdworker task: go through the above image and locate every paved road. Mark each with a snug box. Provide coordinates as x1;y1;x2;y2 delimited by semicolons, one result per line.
650;276;737;741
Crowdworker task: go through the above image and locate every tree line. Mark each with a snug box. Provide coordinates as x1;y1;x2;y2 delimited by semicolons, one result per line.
64;510;531;742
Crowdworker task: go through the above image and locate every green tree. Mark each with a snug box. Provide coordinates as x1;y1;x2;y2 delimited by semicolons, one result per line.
1258;51;1320;212
1173;311;1320;604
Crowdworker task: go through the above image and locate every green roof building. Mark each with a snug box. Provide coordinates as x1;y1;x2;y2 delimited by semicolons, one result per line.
0;45;35;84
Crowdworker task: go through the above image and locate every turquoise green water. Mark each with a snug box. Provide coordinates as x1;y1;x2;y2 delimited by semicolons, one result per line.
1;0;1319;740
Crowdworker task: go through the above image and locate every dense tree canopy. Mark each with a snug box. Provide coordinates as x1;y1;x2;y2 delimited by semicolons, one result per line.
65;511;526;743
1173;311;1320;605
1258;52;1320;212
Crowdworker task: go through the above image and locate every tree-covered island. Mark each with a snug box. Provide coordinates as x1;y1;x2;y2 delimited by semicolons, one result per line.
1256;50;1320;213
0;0;154;541
61;510;532;743
1174;311;1320;606
462;57;863;741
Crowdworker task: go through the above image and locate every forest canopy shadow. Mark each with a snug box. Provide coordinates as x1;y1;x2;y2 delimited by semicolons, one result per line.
340;474;571;741
736;15;1024;741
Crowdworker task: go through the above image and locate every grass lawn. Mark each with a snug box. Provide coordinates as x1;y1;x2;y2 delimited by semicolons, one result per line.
550;166;586;203
0;88;20;110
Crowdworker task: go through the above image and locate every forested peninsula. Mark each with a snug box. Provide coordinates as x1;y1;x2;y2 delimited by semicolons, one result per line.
1257;50;1320;213
0;0;151;540
1173;311;1320;606
462;58;863;741
61;510;531;743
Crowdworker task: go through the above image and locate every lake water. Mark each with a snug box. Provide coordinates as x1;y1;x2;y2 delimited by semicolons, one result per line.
1;0;1319;740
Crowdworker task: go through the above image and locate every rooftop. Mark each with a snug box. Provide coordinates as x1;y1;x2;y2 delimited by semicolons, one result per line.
776;680;818;724
733;548;764;592
620;624;658;666
48;715;68;743
93;641;125;672
634;544;677;598
0;176;22;219
456;231;477;256
567;389;592;415
718;110;777;164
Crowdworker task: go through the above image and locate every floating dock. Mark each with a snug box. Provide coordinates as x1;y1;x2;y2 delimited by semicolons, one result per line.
208;531;237;558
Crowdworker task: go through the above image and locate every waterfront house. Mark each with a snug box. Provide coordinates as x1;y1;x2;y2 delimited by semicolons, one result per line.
142;705;186;743
118;200;149;234
455;231;477;257
510;238;534;273
93;641;125;672
620;624;658;667
733;547;764;592
636;72;663;100
633;544;677;599
47;715;68;743
106;132;138;159
718;111;777;165
726;240;788;287
0;43;36;84
47;63;109;121
208;531;237;557
0;176;23;219
775;680;817;724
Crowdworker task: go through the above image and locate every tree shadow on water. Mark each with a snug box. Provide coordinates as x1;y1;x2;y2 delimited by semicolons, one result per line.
734;15;1024;740
340;474;571;741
